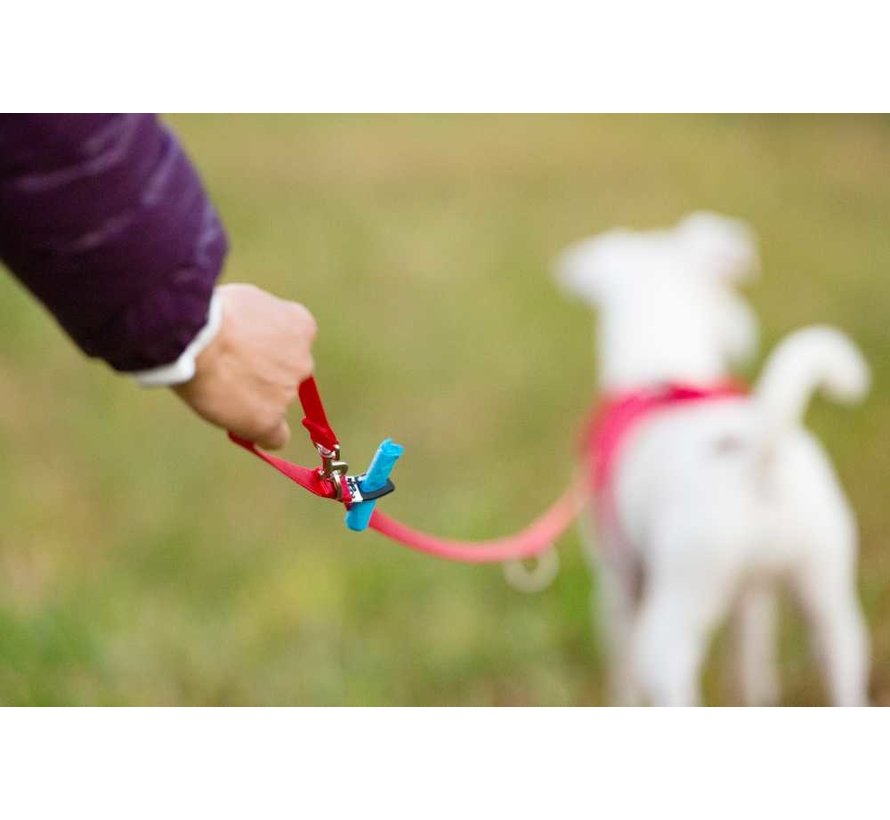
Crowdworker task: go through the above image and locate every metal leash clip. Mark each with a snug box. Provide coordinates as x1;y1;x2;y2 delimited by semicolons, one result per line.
316;441;398;506
314;435;403;529
316;443;349;499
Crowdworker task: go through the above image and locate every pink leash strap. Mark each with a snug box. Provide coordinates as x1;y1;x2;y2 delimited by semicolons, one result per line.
229;376;582;563
367;484;585;564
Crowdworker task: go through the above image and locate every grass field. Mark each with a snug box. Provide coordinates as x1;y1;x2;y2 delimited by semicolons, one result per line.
1;114;888;705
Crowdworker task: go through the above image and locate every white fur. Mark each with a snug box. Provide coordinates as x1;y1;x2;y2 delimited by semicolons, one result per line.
559;213;870;706
558;213;760;392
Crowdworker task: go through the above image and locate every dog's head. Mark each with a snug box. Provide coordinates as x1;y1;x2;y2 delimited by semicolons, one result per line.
556;212;760;389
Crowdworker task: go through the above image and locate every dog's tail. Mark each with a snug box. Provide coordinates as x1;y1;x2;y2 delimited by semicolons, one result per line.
754;325;869;448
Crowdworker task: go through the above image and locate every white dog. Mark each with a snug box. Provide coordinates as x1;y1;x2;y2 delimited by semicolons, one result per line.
558;212;870;706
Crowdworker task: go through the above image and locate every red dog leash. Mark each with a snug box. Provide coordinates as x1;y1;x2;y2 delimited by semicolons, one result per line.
229;377;745;565
229;377;585;564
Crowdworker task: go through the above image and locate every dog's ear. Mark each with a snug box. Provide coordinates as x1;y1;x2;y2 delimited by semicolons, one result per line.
555;230;637;305
675;212;760;285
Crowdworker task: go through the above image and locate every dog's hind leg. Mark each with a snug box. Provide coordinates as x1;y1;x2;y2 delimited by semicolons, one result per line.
793;544;869;707
731;583;780;706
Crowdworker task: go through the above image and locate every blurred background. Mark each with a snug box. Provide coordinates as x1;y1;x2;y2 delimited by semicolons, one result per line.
0;114;888;705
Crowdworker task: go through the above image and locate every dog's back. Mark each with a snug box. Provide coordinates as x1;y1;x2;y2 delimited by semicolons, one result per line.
614;326;868;568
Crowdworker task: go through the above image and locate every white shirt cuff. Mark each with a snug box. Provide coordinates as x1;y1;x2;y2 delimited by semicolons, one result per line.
129;291;224;387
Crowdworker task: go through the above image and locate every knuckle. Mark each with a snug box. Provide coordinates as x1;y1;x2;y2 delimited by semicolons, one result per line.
288;303;318;338
296;354;315;380
285;302;306;321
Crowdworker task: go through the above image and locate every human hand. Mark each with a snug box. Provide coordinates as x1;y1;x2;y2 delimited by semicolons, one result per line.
174;284;317;449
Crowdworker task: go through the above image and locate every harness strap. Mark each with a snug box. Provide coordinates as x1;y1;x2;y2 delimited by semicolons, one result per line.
580;381;747;589
581;382;746;496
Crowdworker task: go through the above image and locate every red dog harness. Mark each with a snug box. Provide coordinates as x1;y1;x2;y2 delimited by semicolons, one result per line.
230;377;744;565
583;382;746;498
583;382;745;572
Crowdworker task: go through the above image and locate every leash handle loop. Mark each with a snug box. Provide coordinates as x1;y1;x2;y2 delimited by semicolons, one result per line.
227;376;346;501
298;377;339;452
228;432;339;500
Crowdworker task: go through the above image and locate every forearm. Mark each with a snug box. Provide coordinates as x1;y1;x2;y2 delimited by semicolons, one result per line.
0;114;227;372
0;114;317;450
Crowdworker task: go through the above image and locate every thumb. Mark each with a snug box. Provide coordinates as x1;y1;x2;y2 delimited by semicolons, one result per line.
255;419;291;450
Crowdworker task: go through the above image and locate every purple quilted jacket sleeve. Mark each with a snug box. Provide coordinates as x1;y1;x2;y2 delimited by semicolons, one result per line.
0;114;228;372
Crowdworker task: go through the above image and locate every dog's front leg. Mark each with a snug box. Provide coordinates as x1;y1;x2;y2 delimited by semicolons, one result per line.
581;510;642;705
596;556;642;706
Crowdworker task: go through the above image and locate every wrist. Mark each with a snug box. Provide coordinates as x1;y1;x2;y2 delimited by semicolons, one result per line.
128;290;224;387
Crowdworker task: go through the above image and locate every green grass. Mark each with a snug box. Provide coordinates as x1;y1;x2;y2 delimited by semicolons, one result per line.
1;114;888;705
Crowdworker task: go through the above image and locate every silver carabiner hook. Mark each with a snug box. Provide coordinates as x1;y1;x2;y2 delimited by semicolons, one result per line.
317;444;349;499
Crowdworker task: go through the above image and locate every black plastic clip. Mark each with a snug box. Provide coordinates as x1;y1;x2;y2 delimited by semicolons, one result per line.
344;475;396;504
